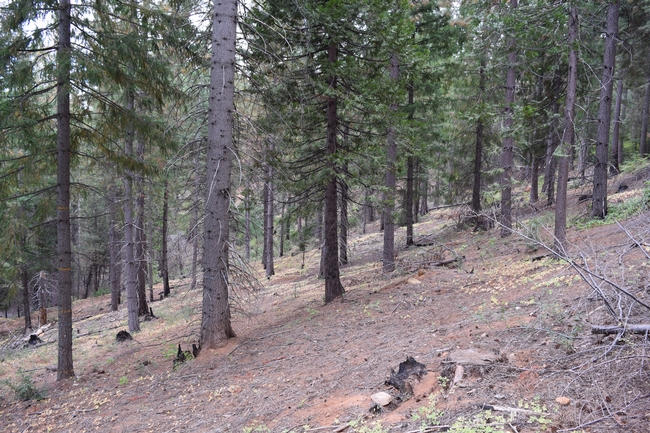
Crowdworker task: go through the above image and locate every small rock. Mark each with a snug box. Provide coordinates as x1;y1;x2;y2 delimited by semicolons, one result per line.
406;278;422;285
417;269;425;276
494;394;506;400
556;396;571;406
371;391;392;406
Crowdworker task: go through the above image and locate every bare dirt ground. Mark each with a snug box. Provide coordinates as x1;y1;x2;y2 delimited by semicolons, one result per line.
1;171;650;433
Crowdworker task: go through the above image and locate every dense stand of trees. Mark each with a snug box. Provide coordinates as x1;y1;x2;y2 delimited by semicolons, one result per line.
2;0;650;376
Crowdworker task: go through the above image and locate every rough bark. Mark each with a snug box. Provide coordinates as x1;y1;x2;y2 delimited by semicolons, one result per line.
324;41;344;303
264;142;274;278
640;74;650;157
543;70;562;206
500;0;517;237
22;267;31;331
123;91;140;333
190;148;201;290
340;176;349;265
530;156;539;203
592;1;619;219
161;177;171;297
135;139;148;315
200;0;237;348
610;78;624;174
244;189;251;263
383;52;399;272
56;0;74;380
405;83;415;245
109;186;121;310
472;61;486;213
554;6;579;254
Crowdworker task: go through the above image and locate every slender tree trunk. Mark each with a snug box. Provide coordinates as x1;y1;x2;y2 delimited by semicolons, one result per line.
261;185;268;268
22;267;31;331
124;91;140;333
146;211;154;303
264;142;274;278
405;82;415;245
244;189;251;263
109;187;121;310
135;149;148;314
200;0;237;348
472;61;486;213
279;197;285;258
640;74;650;157
383;53;399;272
413;158;420;223
340;175;349;265
543;70;562;206
500;0;518;237
161;177;171;297
610;77;624;174
56;0;74;380
530;156;539;203
554;6;579;254
618;87;627;168
324;41;344;303
190;148;201;290
593;1;619;218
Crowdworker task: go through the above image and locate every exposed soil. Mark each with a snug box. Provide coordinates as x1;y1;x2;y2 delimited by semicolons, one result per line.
1;171;650;433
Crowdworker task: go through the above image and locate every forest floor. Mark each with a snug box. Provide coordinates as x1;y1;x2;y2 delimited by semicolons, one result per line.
1;168;650;433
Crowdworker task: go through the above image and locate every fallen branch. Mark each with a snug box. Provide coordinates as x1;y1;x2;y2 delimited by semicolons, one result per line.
481;404;549;417
591;324;650;335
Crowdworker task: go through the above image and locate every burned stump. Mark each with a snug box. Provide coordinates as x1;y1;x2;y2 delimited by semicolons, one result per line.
385;356;427;399
116;330;133;342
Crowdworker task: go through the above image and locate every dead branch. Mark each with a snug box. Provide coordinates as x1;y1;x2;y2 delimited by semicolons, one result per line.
591;324;650;335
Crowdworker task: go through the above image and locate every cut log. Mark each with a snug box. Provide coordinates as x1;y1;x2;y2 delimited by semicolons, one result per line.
591;324;650;335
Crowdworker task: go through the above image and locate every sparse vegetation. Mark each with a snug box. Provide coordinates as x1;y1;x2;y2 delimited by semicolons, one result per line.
3;371;46;401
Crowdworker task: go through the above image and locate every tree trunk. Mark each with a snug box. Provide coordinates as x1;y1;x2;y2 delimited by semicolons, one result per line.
262;184;268;268
200;0;237;349
499;0;518;237
405;82;415;245
472;60;486;213
56;0;74;380
109;186;121;310
22;267;31;331
190;148;201;290
264;142;274;278
543;70;562;206
135;152;148;314
554;6;579;254
244;189;251;263
610;77;624;174
640;74;650;157
162;177;171;297
530;156;539;203
592;1;619;218
413;158;420;223
340;176;349;265
123;91;140;333
383;52;399;272
279;197;285;258
324;41;344;303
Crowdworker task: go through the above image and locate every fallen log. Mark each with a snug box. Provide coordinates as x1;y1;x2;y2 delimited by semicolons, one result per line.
591;324;650;335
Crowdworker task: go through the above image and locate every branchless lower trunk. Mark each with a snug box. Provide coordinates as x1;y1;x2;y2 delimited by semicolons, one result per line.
592;1;619;218
56;0;74;380
324;41;344;303
554;6;579;254
200;0;237;348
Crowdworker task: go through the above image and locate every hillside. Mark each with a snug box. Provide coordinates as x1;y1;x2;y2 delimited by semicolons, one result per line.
1;172;649;433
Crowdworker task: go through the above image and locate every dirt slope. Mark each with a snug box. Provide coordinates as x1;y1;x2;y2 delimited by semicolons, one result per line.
1;174;650;433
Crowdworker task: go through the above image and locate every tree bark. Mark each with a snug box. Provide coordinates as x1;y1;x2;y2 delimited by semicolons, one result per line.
200;0;237;348
499;0;518;237
340;175;349;265
56;0;74;380
109;186;121;311
554;6;579;254
610;77;624;174
190;147;201;290
472;61;486;213
161;177;171;297
383;52;399;272
543;70;562;206
123;91;140;333
530;156;539;203
592;1;619;219
640;74;650;157
244;189;251;263
135;146;148;315
22;267;31;331
264;141;274;278
324;41;344;303
405;82;415;245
